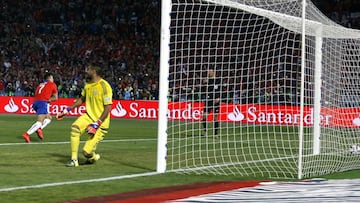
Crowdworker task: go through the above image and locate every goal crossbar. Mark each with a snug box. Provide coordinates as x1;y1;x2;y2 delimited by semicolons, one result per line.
205;0;360;39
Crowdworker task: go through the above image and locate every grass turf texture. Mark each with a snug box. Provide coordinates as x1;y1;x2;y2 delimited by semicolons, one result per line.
0;114;359;203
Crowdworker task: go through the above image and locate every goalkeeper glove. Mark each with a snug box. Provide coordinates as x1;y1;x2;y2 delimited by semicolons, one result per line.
86;120;102;136
56;107;71;120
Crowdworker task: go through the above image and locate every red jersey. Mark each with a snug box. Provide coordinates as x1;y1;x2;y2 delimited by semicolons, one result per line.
34;81;58;101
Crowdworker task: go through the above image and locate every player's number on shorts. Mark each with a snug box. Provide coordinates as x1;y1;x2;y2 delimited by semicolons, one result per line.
38;83;46;94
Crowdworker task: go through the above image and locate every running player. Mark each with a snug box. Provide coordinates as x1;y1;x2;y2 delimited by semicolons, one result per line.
22;72;58;143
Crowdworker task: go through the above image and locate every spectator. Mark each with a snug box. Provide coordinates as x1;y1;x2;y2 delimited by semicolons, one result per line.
5;82;15;96
0;79;5;96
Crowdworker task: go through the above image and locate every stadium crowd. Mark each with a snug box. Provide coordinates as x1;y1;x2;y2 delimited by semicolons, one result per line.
0;0;359;105
314;0;360;29
0;0;160;100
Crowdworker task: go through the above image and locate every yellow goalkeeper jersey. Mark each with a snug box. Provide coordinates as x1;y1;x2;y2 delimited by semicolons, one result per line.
82;78;113;127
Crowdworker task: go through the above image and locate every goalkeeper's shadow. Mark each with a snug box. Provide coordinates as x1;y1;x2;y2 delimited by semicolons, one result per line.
107;158;154;171
47;153;69;164
47;153;154;171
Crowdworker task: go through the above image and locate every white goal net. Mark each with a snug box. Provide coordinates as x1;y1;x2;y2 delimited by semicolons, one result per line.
158;0;360;179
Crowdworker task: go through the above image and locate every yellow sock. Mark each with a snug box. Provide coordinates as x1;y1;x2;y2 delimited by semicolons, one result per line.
70;127;81;160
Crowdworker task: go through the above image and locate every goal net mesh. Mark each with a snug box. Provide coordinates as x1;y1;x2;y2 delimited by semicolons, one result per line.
165;0;360;179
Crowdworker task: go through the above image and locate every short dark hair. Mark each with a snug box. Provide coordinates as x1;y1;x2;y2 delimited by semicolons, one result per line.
44;72;53;80
90;62;103;77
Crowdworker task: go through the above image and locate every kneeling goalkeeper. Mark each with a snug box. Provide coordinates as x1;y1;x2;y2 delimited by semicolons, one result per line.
57;63;113;167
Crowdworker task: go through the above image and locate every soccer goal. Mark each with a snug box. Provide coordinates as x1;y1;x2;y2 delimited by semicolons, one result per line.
157;0;360;179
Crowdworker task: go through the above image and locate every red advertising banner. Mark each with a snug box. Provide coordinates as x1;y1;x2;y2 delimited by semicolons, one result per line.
1;96;360;128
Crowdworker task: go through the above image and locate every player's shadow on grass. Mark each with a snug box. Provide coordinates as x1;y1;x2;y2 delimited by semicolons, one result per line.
47;153;93;166
47;153;153;170
47;153;69;164
18;136;44;143
107;158;154;171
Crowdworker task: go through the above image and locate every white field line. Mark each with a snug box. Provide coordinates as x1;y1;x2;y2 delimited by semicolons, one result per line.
0;172;160;192
0;138;159;192
0;138;157;146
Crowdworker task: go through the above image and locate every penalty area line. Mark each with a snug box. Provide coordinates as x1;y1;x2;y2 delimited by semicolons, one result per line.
0;172;160;192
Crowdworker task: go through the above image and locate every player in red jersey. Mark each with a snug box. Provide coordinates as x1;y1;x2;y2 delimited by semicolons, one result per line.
22;72;58;143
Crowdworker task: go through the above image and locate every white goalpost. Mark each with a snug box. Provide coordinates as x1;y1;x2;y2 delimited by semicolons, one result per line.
157;0;360;179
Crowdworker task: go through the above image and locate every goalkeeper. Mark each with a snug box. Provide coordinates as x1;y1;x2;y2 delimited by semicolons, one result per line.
57;62;113;167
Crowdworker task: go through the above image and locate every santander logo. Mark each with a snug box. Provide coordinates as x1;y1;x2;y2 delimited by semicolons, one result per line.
225;106;333;126
1;96;360;128
111;102;127;117
4;98;19;113
227;106;245;121
353;116;360;126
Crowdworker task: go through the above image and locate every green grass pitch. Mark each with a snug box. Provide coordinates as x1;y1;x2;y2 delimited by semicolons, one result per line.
0;114;359;203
